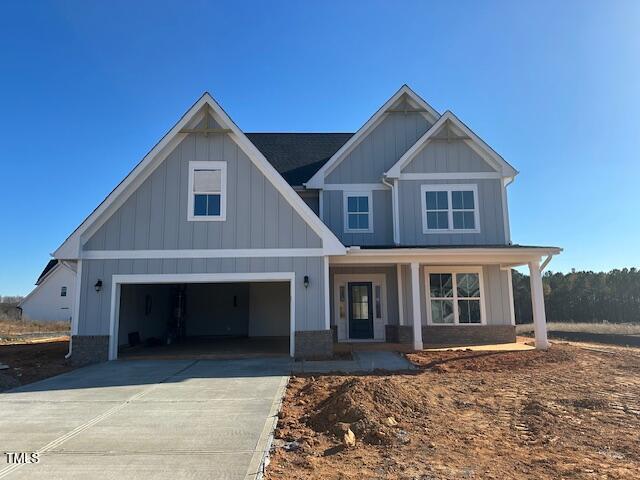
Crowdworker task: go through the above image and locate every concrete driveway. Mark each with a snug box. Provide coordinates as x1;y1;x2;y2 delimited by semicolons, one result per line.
0;358;290;479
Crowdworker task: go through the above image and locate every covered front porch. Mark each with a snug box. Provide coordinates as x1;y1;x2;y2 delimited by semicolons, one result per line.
329;245;561;351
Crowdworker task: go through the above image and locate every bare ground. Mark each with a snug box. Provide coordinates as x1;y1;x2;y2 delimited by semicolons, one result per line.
0;339;73;392
266;343;640;480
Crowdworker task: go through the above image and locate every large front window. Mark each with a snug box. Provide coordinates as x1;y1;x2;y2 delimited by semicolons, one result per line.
421;185;479;233
188;161;227;221
426;269;484;325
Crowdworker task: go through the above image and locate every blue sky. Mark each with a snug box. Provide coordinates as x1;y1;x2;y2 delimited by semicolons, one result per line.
1;0;639;295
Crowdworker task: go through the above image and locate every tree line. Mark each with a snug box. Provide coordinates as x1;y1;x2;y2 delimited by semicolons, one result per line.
512;268;640;324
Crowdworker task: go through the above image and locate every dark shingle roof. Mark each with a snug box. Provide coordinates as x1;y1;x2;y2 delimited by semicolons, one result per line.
36;259;58;284
246;133;353;186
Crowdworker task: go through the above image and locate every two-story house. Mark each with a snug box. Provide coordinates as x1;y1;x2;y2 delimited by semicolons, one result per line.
53;86;560;364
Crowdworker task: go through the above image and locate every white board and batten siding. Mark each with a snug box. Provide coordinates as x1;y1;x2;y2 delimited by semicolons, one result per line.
19;265;75;323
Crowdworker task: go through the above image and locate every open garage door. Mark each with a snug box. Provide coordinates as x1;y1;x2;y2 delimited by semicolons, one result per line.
108;273;295;360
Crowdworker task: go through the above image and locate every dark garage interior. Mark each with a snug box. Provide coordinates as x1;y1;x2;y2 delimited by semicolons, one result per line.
117;281;290;358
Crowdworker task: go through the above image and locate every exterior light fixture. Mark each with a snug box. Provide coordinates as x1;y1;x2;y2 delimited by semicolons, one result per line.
303;275;310;288
94;279;103;292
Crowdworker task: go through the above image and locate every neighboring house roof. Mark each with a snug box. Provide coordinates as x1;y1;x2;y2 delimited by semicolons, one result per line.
306;85;441;188
36;259;58;284
53;93;347;259
246;133;353;186
18;260;77;309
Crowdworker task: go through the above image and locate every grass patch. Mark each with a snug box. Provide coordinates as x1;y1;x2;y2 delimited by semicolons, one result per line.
516;322;640;335
0;318;70;336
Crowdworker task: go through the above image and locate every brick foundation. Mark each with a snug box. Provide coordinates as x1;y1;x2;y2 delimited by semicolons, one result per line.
421;325;516;347
385;325;413;343
70;335;110;366
294;330;333;359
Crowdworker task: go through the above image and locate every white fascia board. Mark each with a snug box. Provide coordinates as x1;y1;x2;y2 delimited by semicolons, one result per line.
202;94;345;255
306;85;440;189
385;111;518;179
54;93;346;260
53;96;210;260
329;246;562;266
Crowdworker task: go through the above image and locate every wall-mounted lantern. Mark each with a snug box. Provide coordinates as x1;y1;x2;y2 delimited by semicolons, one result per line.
94;279;103;292
303;275;310;288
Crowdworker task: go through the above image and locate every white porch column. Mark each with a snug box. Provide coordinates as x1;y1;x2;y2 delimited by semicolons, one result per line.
410;262;423;350
528;260;549;350
396;264;404;326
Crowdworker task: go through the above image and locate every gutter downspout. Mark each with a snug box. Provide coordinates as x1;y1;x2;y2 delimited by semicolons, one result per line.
382;175;399;245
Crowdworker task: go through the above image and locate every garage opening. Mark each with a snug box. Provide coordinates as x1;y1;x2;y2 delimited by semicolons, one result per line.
114;281;291;359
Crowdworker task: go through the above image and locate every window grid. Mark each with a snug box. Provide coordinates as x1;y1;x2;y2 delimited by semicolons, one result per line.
421;185;479;234
344;192;373;233
427;271;483;325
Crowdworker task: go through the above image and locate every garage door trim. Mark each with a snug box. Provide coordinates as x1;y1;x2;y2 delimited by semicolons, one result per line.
109;272;296;360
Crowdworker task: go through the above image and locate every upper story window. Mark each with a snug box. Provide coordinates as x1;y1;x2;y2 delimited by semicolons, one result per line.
188;161;227;221
421;184;479;233
344;192;373;233
60;286;67;297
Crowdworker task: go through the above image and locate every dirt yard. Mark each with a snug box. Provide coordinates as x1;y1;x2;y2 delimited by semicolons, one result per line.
0;338;73;392
266;343;640;480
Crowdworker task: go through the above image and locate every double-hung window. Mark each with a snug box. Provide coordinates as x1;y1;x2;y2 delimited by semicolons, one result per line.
188;161;227;221
344;192;373;233
425;268;485;325
421;184;479;233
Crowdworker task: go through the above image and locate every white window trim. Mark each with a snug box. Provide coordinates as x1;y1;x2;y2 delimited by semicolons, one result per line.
420;184;480;234
424;266;487;326
343;191;373;234
187;161;227;222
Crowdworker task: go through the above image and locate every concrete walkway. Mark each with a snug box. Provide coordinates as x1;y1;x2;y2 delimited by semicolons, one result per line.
293;351;415;374
0;358;290;480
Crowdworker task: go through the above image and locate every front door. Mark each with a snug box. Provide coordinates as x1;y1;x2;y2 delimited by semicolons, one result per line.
348;282;374;339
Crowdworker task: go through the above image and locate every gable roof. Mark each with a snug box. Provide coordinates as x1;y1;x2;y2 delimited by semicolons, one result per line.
36;259;58;284
305;85;440;188
247;133;352;186
53;93;346;260
385;110;518;179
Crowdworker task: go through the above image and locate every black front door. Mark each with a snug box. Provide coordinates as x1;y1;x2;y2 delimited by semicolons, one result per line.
348;282;374;339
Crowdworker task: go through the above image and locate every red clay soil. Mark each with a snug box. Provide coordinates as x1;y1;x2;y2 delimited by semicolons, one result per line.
266;344;640;480
0;339;73;392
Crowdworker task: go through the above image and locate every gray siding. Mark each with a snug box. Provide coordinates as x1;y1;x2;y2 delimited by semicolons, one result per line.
329;265;399;327
398;179;506;245
78;256;326;336
482;265;513;326
322;190;393;246
326;112;431;184
402;139;496;173
85;132;321;251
